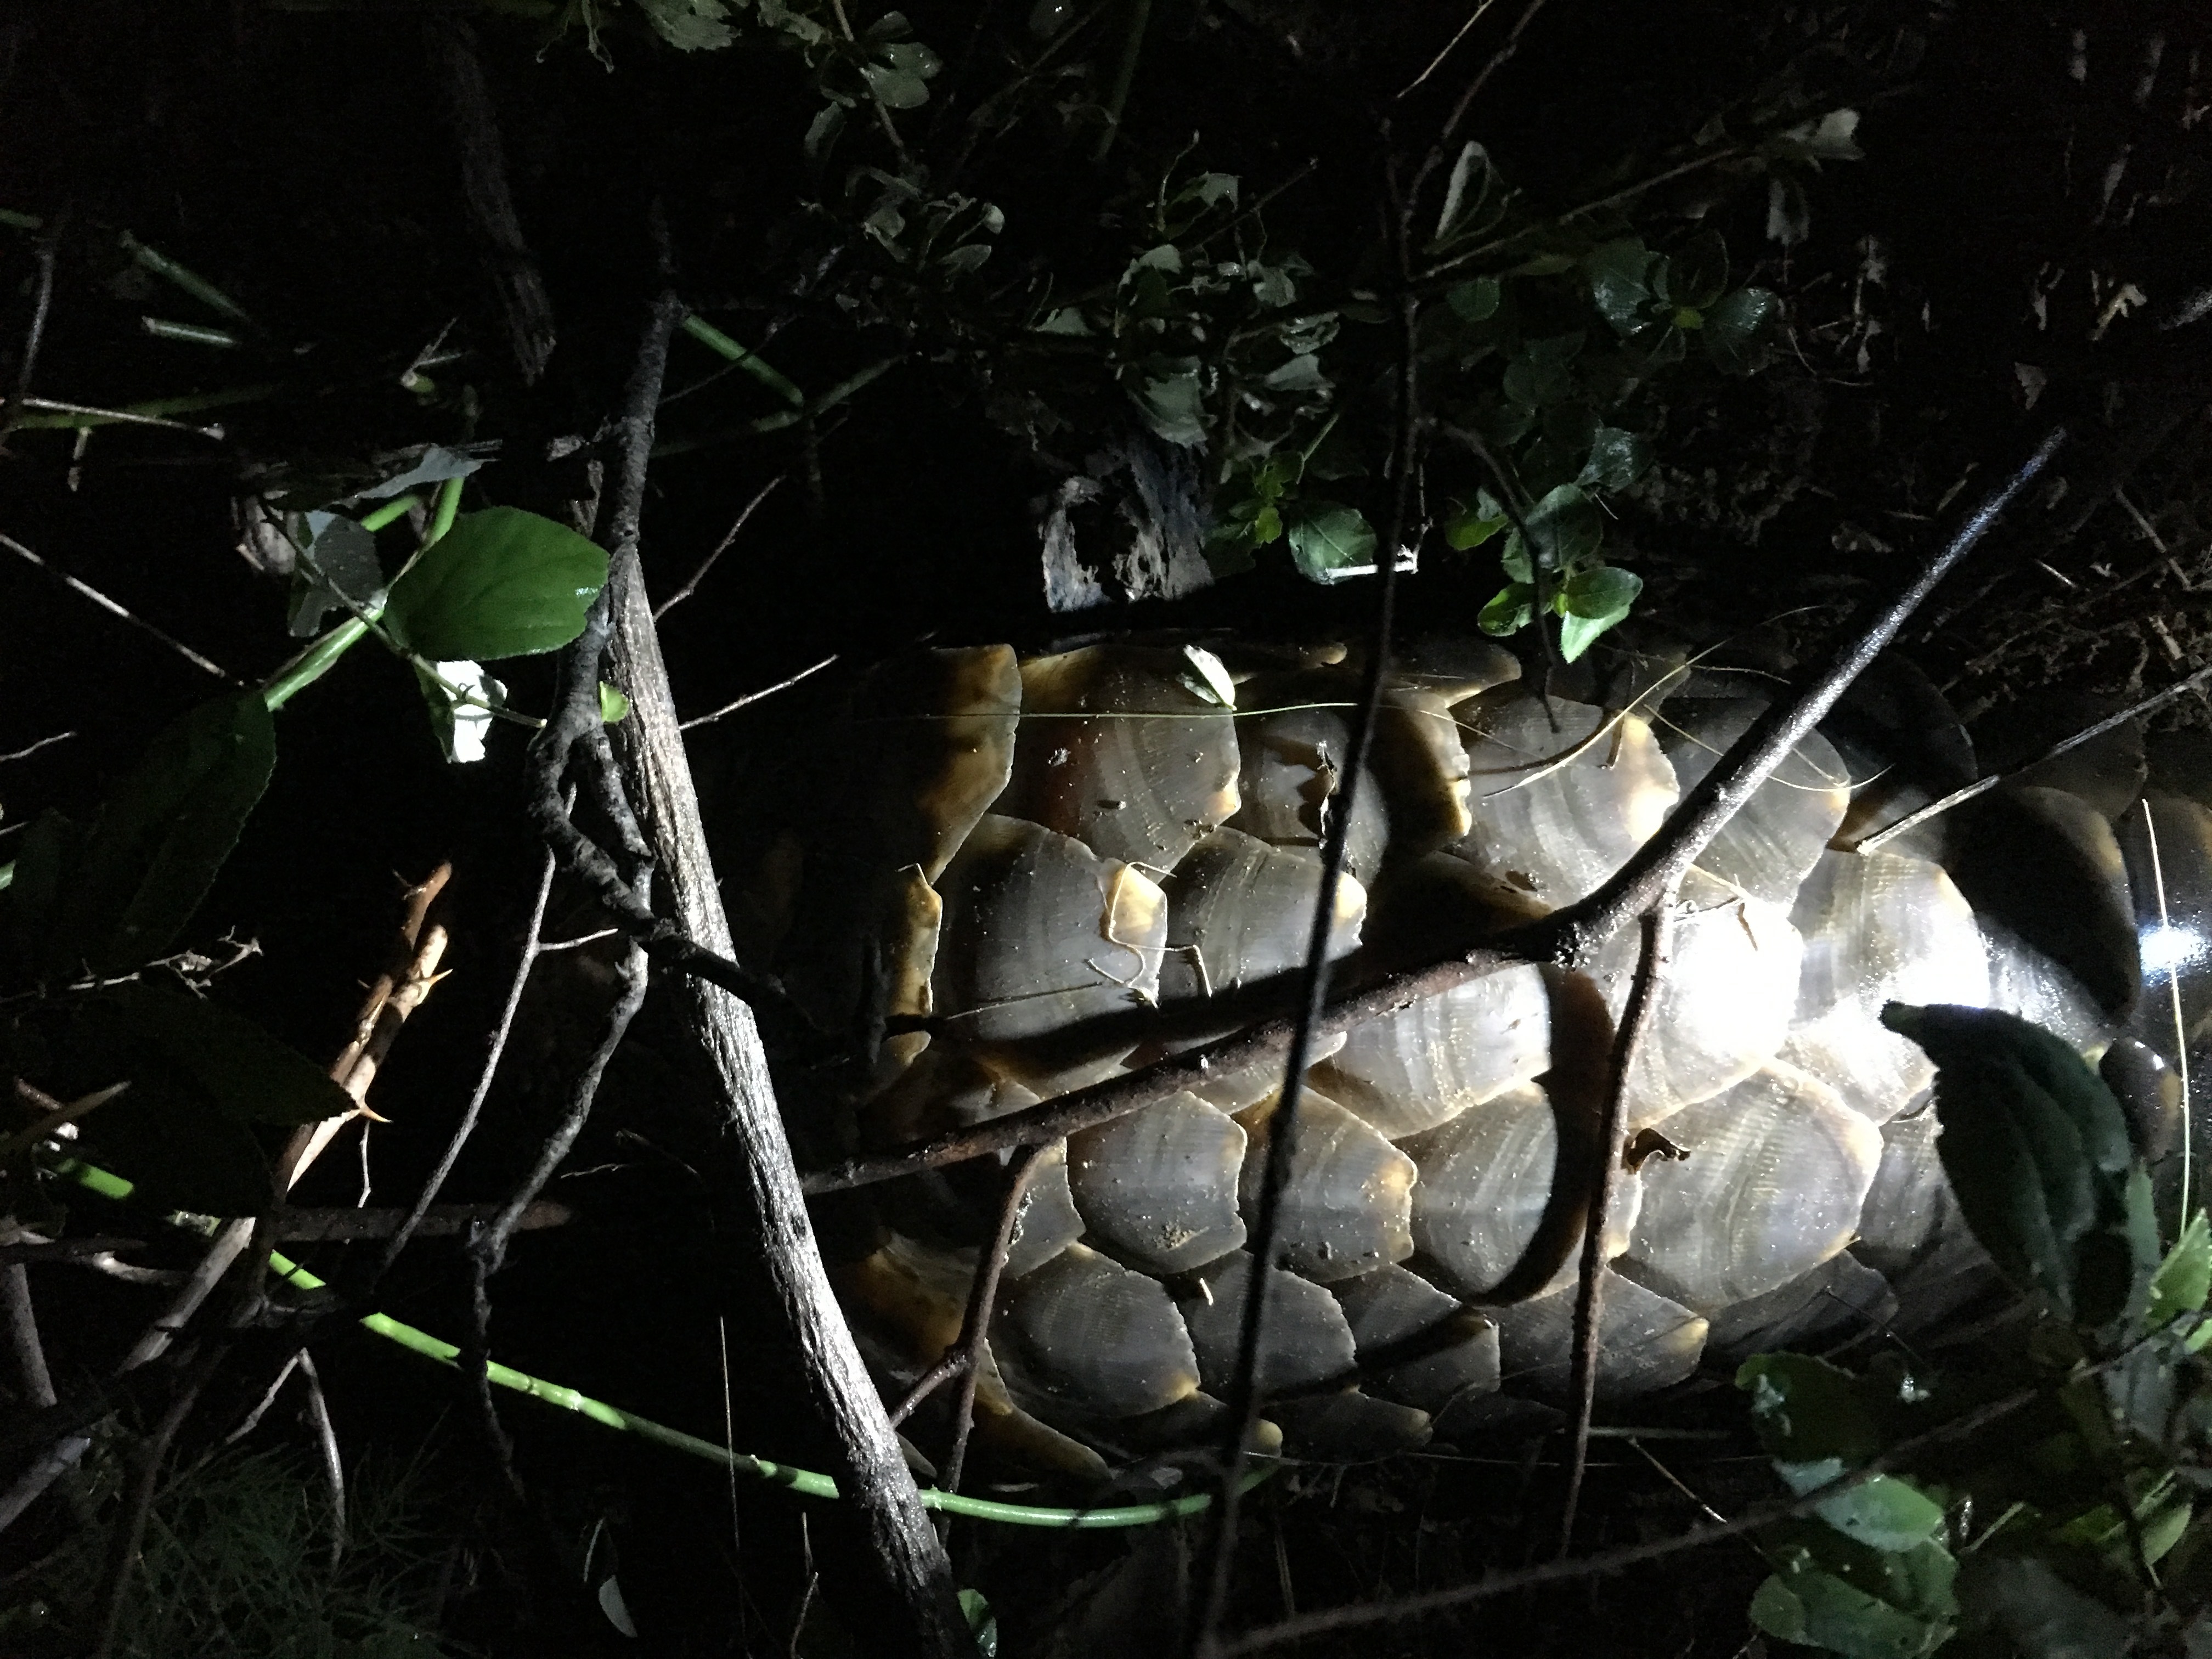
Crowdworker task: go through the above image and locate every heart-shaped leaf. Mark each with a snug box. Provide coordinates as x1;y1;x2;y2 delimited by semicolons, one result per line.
382;507;609;662
1285;503;1377;584
1881;1003;2136;1322
46;693;276;978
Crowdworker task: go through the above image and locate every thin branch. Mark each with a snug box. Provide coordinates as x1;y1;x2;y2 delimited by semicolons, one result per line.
1197;268;1420;1658
1855;653;2212;853
1397;0;1500;100
1091;0;1154;163
296;1351;347;1570
888;1350;966;1429
1528;425;2071;968
537;288;974;1654
1;1262;58;1411
0;531;234;680
1216;1376;2055;1652
0;225;57;442
1415;145;1746;287
283;864;454;1190
804;954;1519;1192
369;835;558;1291
1403;0;1552;213
91;1343;225;1659
1556;890;1677;1556
13;396;229;437
827;0;917;171
0;731;74;765
938;1143;1047;1510
222;1350;304;1444
423;15;557;382
655;472;785;617
680;654;840;729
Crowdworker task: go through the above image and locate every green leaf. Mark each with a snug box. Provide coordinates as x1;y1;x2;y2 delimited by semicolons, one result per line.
599;682;632;725
1521;483;1604;571
1133;371;1208;447
1285;504;1377;584
862;63;932;109
289;512;385;637
1560;563;1641;622
958;1588;998;1658
1479;582;1535;636
1577;426;1652;491
1768;108;1865;165
381;507;610;662
1738;1352;1889;1460
47;993;278;1214
635;0;734;50
1706;286;1779;374
1447;277;1500;323
1262;353;1329;394
1787;1468;1946;1553
1584;239;1654;334
1180;646;1237;708
1881;1003;2135;1322
2151;1211;2212;1327
47;693;276;978
94;980;353;1127
1432;142;1501;246
804;101;847;161
1446;494;1509;551
1034;305;1091;336
1498;534;1533;584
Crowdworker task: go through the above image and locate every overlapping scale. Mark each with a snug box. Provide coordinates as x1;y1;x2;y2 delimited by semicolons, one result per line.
1980;914;2110;1053
2120;793;2212;1050
996;645;1240;871
1175;1250;1358;1397
1949;785;2139;1018
1006;1142;1087;1277
1783;849;1990;1123
1659;698;1850;904
994;1243;1201;1420
1329;1263;1499;1414
1311;963;1550;1138
1227;691;1391;883
1066;1090;1247;1274
932;814;1167;1054
1402;1082;1641;1300
1702;1252;1896;1363
1157;827;1363;1008
1584;870;1802;1130
1235;1091;1415;1282
857;645;1023;881
1488;1270;1706;1401
1622;1062;1884;1313
1453;690;1680;910
790;633;2175;1477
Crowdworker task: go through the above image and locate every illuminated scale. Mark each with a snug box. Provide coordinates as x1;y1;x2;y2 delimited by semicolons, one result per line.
737;637;2204;1479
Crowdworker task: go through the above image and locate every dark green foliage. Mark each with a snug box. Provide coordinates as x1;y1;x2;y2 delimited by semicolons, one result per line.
5;692;275;982
1738;1006;2212;1658
381;506;610;663
1880;1003;2140;1323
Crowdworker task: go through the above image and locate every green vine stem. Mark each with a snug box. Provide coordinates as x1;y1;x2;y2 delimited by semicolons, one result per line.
47;1156;1264;1529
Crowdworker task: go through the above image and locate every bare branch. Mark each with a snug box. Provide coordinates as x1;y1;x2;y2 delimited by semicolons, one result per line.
1557;891;1677;1555
655;472;786;617
1857;653;2212;852
368;838;560;1291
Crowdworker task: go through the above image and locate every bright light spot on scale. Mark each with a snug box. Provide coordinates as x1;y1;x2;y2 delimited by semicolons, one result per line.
2140;922;2208;979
